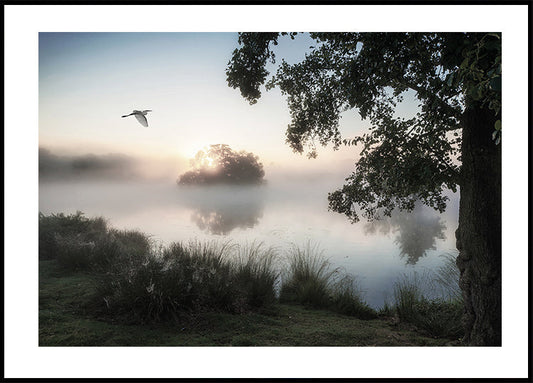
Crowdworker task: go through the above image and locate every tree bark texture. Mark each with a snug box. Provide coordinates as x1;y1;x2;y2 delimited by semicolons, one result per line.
456;102;501;346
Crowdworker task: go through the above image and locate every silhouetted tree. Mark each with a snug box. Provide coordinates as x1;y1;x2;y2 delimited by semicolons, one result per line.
227;32;501;345
177;144;265;185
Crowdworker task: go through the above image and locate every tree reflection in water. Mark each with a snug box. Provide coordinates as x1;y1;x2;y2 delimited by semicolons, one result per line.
190;201;263;235
180;185;264;235
364;203;446;265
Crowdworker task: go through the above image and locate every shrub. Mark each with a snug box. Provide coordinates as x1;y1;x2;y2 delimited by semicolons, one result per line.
39;211;107;260
39;212;151;272
41;212;382;322
54;233;97;270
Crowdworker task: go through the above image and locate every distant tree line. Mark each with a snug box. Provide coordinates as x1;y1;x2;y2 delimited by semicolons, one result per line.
39;147;139;180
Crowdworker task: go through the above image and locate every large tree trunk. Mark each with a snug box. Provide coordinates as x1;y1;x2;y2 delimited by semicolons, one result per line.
456;101;501;346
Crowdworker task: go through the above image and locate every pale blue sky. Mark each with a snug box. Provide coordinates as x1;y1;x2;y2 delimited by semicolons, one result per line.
39;32;379;178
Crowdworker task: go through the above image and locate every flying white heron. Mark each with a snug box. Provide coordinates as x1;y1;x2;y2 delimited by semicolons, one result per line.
122;110;152;127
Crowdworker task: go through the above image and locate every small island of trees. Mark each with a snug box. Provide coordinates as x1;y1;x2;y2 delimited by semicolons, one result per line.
177;144;265;185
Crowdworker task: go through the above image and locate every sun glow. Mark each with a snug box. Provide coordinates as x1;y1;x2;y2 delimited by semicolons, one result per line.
187;145;218;169
204;156;216;168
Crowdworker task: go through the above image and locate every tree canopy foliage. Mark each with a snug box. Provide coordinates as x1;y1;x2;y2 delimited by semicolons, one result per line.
226;32;501;222
177;144;265;185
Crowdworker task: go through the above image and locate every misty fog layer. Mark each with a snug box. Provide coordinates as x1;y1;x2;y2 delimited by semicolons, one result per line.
39;148;141;180
38;147;459;308
39;147;188;182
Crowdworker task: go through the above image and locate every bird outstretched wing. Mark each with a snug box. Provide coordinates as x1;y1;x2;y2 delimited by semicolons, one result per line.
135;113;149;127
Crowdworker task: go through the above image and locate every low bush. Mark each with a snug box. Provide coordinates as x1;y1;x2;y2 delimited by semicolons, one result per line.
90;229;151;272
54;233;98;270
39;211;107;260
39;212;151;272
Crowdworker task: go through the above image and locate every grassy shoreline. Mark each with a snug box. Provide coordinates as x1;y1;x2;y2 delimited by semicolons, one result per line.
39;212;464;346
40;259;457;346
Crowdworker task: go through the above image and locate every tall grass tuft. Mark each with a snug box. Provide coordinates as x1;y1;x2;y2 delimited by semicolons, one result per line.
392;267;464;339
93;241;280;323
231;243;279;311
434;252;462;302
330;274;378;319
161;241;236;311
280;243;376;319
280;243;337;308
393;272;428;322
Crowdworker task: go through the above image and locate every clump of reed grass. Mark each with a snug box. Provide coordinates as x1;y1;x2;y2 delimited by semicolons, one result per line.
392;267;464;339
330;274;377;319
162;241;236;311
280;243;336;307
231;242;279;310
378;300;395;317
434;252;462;302
393;272;428;321
280;243;376;319
94;241;280;323
410;299;463;339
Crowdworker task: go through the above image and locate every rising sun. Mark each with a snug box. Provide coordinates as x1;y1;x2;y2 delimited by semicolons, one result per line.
187;145;217;169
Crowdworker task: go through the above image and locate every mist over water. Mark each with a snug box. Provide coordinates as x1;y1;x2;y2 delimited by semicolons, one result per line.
39;167;459;308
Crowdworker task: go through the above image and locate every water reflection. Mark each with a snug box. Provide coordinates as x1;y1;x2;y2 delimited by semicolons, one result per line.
364;203;446;265
179;185;265;235
189;201;264;235
39;180;458;308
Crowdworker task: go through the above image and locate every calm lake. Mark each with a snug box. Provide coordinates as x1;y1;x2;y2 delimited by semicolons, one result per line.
39;176;459;309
